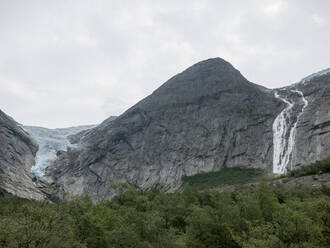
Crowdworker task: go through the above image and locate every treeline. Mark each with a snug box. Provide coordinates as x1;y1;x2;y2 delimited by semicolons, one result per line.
0;182;329;248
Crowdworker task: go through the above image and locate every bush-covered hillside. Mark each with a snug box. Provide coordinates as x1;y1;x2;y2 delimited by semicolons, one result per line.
287;157;330;178
0;181;329;248
182;167;263;190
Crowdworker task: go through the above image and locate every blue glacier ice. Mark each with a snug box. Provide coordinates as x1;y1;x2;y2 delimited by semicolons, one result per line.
22;125;95;177
300;67;330;84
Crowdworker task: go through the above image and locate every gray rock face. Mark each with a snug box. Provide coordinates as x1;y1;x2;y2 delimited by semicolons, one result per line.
293;72;330;168
269;70;330;173
41;58;284;201
2;58;330;201
68;116;116;145
0;110;45;200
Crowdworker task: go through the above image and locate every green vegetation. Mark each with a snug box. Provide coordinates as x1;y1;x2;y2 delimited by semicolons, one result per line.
1;181;329;248
1;161;329;247
287;157;330;178
182;167;264;190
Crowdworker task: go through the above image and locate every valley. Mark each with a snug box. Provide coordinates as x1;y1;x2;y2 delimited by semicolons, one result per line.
1;58;330;202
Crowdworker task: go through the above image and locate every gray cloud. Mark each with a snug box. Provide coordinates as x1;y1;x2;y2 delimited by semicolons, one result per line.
0;0;329;127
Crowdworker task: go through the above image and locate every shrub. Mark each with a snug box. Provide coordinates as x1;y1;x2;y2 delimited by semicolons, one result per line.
287;157;330;178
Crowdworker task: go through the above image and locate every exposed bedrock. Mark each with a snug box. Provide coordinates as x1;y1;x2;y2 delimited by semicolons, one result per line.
0;110;45;200
40;58;284;201
292;72;330;168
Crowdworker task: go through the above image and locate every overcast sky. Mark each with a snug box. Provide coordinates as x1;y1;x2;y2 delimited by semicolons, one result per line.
0;0;329;128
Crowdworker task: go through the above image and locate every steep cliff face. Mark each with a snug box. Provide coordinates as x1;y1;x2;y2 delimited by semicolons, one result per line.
0;110;45;200
41;58;284;201
293;72;330;168
269;69;330;173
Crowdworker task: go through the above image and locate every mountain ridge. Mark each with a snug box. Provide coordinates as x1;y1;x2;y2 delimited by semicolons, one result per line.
1;57;330;201
38;57;284;201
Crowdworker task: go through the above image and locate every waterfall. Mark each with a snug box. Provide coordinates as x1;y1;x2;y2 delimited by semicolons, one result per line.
272;89;308;174
272;92;294;174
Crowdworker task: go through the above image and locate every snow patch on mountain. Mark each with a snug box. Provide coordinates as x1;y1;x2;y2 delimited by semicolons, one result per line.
22;125;96;177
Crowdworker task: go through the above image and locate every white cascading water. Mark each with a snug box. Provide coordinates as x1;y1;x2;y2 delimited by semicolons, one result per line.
272;89;308;174
272;92;294;174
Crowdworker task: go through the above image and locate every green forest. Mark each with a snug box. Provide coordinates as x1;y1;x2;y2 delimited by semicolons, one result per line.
0;163;330;248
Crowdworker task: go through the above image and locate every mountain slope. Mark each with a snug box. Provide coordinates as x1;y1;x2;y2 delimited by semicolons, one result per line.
0;110;45;199
270;69;330;173
41;58;284;201
294;71;330;167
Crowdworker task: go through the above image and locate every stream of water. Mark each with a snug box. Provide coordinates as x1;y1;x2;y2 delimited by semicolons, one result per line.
272;89;308;174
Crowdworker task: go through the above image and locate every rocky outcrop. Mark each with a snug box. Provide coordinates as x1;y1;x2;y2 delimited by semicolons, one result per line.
67;116;116;145
0;110;45;200
265;68;330;175
293;72;330;168
41;58;284;201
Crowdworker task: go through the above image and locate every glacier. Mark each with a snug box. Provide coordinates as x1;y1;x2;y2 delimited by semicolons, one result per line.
300;67;330;84
22;125;95;177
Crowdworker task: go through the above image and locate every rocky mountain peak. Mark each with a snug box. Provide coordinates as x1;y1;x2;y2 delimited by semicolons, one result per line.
39;57;283;201
134;57;256;112
175;57;239;80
